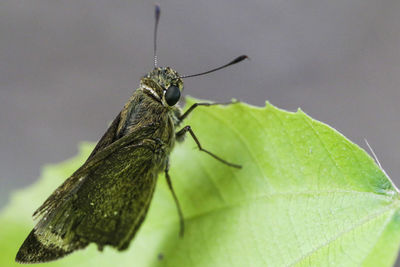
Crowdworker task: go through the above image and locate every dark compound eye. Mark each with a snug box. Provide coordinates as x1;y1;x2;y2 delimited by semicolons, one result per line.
165;85;181;106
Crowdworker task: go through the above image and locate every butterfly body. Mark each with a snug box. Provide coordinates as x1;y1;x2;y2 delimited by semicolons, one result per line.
16;67;184;263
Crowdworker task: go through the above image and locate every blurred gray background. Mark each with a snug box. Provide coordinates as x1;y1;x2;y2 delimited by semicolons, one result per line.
1;0;400;261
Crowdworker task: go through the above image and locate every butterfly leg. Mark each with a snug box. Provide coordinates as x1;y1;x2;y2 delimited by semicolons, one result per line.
178;100;239;122
165;158;185;237
165;159;185;237
176;126;242;168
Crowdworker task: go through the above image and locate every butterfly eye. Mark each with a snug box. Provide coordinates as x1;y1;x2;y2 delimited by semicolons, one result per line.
165;85;181;106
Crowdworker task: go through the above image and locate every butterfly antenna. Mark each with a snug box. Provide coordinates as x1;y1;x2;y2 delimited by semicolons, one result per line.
154;4;161;67
180;55;249;79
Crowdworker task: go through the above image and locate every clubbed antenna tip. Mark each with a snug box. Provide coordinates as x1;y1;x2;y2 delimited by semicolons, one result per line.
180;55;249;79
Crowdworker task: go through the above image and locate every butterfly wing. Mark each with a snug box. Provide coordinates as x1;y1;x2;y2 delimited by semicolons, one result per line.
16;92;165;263
16;128;161;263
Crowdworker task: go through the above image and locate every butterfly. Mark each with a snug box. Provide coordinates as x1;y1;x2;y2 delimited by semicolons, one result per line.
16;5;246;263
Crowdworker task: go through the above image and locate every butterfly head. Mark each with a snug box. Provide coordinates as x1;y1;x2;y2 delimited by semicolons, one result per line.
140;67;184;106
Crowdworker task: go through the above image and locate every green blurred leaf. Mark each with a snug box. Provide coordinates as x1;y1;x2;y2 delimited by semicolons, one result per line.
1;97;400;267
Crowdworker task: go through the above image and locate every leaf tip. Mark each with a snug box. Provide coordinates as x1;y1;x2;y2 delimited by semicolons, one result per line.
296;107;306;115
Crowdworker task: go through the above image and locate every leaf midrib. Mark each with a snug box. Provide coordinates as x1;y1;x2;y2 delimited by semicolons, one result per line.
144;189;397;231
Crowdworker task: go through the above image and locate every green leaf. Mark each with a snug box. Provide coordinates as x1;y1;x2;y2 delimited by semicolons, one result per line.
1;97;400;267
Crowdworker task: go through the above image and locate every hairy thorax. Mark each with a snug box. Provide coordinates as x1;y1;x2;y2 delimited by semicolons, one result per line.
118;89;182;172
